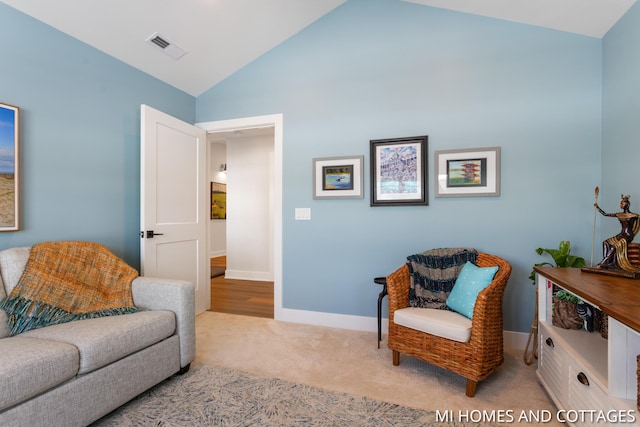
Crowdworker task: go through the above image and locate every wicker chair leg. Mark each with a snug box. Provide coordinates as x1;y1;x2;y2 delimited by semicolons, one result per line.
392;350;400;366
465;379;478;397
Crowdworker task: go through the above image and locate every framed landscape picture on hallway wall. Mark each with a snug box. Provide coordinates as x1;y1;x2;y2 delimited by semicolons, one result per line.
0;102;19;231
211;182;227;219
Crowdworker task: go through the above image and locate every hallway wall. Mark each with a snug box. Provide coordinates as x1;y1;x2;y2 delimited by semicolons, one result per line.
209;141;227;257
209;131;275;281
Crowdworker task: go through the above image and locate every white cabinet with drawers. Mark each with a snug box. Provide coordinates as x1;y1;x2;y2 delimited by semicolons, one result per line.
535;267;640;427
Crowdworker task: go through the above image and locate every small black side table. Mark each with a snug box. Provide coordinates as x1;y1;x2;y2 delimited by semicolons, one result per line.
373;276;387;348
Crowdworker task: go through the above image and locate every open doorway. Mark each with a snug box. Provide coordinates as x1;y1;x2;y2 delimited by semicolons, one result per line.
209;256;274;318
208;127;274;318
197;114;283;320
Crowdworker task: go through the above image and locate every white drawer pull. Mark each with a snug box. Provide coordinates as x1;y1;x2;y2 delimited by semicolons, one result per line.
576;372;590;386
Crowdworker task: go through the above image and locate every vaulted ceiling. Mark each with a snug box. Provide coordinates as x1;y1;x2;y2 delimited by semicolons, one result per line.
1;0;635;96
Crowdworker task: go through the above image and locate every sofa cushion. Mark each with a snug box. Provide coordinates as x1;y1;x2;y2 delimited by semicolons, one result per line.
393;307;472;343
0;246;30;295
0;247;31;339
21;310;175;375
0;310;9;339
0;336;79;411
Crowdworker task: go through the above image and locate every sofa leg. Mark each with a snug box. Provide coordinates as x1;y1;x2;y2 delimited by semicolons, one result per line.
392;350;400;366
465;379;477;397
177;363;191;375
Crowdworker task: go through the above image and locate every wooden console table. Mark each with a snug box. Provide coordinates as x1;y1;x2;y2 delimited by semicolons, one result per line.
535;267;640;332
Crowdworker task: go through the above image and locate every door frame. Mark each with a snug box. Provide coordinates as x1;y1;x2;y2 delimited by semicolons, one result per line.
197;114;283;320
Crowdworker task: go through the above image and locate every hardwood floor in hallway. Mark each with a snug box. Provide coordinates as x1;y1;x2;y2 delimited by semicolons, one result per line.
210;256;274;319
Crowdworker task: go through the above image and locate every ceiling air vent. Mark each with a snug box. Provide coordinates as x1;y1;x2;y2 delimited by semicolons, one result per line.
145;32;187;60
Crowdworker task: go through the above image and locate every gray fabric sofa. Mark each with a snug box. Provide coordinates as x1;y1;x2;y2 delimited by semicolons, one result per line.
0;246;196;427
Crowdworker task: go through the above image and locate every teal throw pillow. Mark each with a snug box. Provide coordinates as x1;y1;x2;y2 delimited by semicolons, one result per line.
446;261;499;319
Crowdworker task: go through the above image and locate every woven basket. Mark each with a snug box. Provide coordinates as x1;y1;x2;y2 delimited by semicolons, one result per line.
552;297;583;330
591;307;608;339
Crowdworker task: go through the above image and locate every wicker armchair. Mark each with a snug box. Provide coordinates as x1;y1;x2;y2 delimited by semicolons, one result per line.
387;252;511;397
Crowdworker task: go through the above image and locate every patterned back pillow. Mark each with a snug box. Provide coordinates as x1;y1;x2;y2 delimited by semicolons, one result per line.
407;248;478;309
0;247;31;338
0;246;31;296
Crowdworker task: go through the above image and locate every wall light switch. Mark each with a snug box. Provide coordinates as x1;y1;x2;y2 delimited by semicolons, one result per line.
295;208;311;220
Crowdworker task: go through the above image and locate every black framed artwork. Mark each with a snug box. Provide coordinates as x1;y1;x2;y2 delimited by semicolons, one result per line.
370;135;428;206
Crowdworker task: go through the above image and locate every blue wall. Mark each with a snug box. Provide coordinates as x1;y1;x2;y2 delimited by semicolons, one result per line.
197;0;602;332
0;3;195;267
3;0;625;333
602;1;640;241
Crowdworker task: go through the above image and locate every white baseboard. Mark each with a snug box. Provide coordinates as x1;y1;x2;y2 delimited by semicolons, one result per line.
280;308;382;332
224;269;273;282
210;251;226;258
504;330;530;351
278;308;530;351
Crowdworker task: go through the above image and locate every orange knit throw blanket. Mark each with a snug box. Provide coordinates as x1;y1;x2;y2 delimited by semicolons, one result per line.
0;241;138;335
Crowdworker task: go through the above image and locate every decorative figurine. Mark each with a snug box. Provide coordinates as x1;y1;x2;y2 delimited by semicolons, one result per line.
583;192;640;278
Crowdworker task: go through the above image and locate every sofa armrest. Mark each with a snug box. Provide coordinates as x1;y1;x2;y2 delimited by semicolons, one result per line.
131;277;195;368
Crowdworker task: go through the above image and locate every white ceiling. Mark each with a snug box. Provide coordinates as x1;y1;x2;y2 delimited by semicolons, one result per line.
404;0;636;38
209;126;275;143
1;0;635;97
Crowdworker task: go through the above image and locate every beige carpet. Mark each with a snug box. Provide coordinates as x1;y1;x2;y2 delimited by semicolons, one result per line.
196;311;562;426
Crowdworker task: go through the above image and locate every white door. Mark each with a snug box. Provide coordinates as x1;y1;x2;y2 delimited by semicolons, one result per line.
140;104;209;314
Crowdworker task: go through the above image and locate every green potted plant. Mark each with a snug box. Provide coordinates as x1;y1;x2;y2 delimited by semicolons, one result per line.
528;240;586;282
524;241;586;365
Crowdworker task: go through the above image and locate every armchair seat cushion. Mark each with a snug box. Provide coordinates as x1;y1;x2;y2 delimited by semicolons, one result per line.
393;307;472;343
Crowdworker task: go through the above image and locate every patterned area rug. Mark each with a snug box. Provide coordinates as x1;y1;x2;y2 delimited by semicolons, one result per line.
92;364;497;426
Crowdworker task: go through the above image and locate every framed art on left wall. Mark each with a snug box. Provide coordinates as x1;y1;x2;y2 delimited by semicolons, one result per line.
0;102;19;231
313;155;364;199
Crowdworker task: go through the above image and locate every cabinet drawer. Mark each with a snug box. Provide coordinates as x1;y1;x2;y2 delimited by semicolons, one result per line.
567;361;607;427
539;324;567;403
